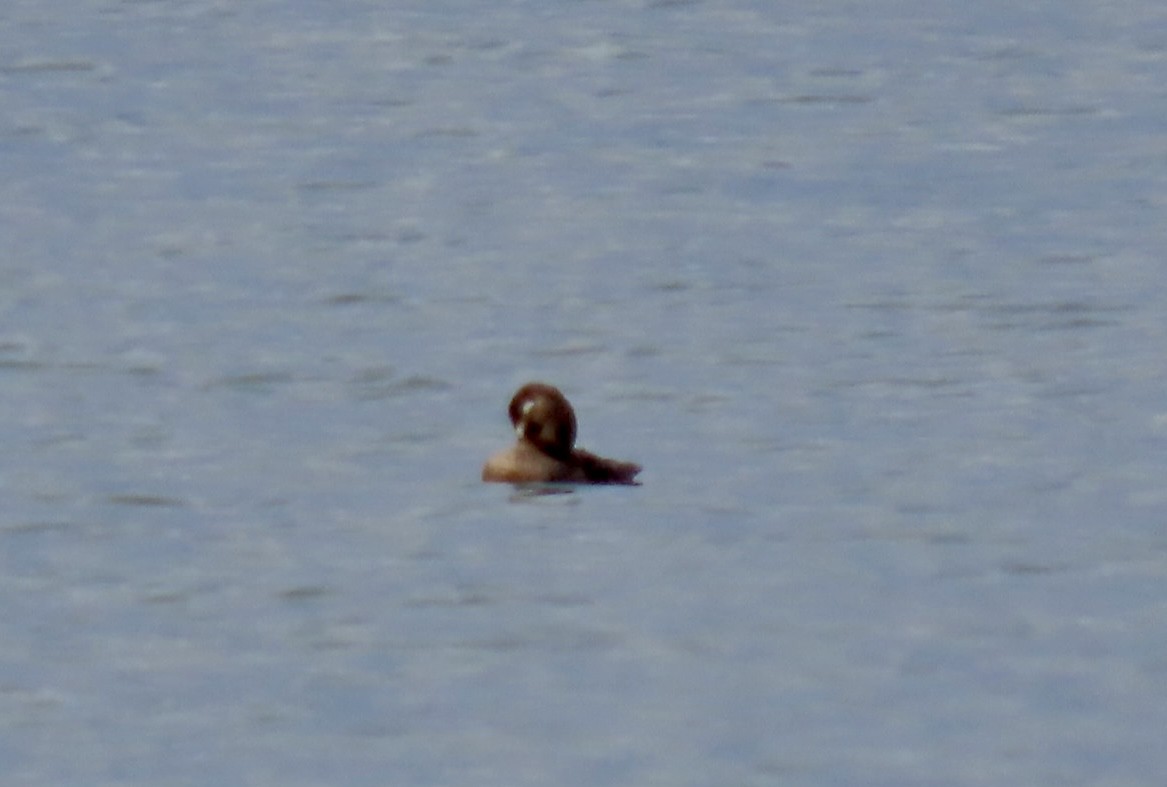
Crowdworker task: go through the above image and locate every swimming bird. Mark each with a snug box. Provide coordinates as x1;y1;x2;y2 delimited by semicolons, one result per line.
482;382;641;485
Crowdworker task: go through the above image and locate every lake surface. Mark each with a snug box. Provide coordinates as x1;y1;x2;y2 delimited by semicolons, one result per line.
2;1;1165;785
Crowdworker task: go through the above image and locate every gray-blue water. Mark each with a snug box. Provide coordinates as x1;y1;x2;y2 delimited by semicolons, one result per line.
2;1;1165;785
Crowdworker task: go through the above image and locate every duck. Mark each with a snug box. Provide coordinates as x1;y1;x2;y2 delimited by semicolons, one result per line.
482;382;641;485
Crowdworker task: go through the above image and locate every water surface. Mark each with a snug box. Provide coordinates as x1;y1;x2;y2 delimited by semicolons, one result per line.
2;1;1165;785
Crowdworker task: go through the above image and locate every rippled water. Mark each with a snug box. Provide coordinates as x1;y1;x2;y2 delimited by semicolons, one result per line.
2;1;1166;785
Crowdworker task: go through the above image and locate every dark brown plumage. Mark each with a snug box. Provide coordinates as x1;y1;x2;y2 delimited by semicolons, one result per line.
483;382;641;485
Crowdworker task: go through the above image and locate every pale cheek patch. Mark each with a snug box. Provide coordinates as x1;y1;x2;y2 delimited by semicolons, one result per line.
516;400;536;438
